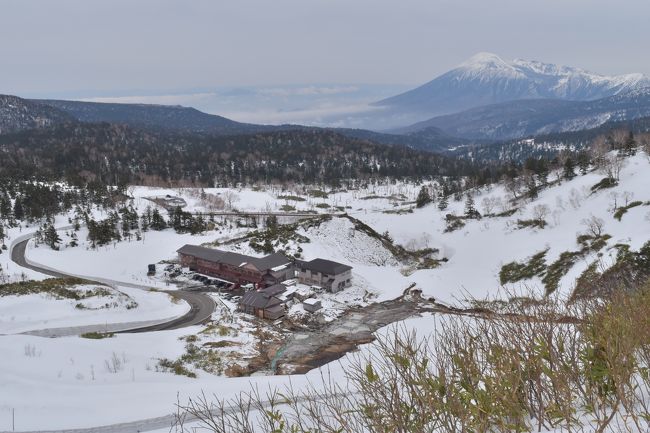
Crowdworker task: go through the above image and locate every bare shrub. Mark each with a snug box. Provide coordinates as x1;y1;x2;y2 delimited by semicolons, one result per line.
24;344;39;357
104;351;124;373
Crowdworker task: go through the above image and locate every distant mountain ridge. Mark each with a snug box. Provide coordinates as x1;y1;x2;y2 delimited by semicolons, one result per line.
34;99;275;135
376;52;650;118
399;86;650;140
0;94;468;155
34;98;468;151
0;95;73;134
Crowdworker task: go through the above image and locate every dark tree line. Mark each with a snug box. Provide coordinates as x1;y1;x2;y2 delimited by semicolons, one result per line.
0;123;513;188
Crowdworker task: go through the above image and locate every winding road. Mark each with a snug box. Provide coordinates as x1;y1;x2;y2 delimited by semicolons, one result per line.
10;237;216;334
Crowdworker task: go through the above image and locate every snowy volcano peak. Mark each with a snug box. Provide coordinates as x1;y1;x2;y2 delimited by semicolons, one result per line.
456;52;525;80
376;52;650;117
459;52;511;69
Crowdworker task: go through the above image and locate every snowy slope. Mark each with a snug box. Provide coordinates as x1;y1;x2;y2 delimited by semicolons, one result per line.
1;152;649;429
355;152;650;303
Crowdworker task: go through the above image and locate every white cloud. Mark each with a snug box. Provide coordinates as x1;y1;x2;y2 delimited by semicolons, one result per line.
217;103;383;126
256;86;360;97
78;93;217;106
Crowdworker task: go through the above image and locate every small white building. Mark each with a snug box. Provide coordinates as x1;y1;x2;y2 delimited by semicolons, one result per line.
303;298;322;313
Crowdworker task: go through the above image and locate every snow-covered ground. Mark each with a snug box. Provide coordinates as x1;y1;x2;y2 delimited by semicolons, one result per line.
0;312;437;431
129;183;419;215
0;283;188;335
1;151;649;430
354;152;650;303
26;228;224;290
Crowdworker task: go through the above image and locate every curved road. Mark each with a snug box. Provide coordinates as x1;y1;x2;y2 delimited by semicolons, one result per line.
11;238;215;333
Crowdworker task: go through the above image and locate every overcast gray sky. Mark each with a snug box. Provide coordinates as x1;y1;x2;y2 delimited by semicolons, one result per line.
2;0;649;98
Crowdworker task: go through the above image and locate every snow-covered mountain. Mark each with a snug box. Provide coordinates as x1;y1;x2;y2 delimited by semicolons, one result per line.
376;52;650;118
397;86;650;141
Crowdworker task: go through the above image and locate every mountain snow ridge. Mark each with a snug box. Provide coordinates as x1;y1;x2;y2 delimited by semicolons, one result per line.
455;52;649;98
377;52;650;118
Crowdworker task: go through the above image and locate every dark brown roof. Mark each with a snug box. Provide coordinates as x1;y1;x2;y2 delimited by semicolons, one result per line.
261;283;287;297
239;290;283;309
177;245;290;272
298;258;352;275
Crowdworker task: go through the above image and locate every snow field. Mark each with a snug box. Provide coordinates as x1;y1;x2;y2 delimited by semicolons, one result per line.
1;151;649;429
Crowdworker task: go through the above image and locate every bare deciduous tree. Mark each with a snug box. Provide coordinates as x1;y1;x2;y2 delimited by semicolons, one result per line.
639;133;650;160
582;214;605;238
532;204;550;224
602;153;625;181
590;135;611;169
222;191;240;210
622;191;634;207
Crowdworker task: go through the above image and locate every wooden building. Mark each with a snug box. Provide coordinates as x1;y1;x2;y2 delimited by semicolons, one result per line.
177;245;293;288
238;284;287;320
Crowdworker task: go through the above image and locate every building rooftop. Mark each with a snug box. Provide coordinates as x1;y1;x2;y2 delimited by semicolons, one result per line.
260;283;287;297
297;258;352;275
303;298;321;306
177;245;291;272
239;289;283;309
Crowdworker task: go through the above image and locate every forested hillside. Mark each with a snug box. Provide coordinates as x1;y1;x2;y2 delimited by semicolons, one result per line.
36;98;273;135
0;123;499;187
0;95;73;135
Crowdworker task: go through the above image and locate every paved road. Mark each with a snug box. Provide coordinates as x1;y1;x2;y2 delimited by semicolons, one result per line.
10;238;215;334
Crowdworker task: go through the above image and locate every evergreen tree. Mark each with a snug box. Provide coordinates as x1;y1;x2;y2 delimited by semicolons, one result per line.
43;224;62;250
69;232;79;248
577;151;591;175
140;213;149;232
624;131;637;156
121;217;131;240
266;215;278;232
190;214;207;235
438;193;448;211
526;177;538;200
150;208;167;231
13;197;24;221
0;195;12;222
262;238;274;254
537;160;549;185
563;157;576;180
415;186;432;208
464;194;481;219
